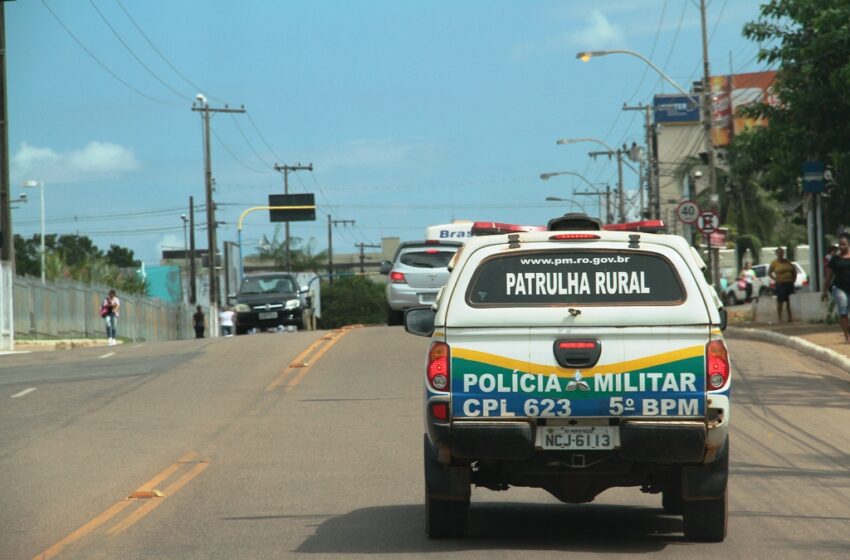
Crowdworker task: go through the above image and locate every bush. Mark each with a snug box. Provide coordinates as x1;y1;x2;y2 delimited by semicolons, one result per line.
318;275;386;329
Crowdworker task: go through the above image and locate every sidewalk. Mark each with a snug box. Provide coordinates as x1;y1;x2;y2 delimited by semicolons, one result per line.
727;307;850;372
10;339;115;353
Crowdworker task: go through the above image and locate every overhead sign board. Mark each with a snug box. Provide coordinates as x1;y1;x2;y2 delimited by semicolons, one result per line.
653;94;701;124
268;193;316;222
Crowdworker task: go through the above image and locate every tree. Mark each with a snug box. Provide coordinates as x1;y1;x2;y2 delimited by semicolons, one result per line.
106;244;140;268
254;226;328;272
318;276;385;329
14;235;40;277
740;0;850;232
55;234;103;268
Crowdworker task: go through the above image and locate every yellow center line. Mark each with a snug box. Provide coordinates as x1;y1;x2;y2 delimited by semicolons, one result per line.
265;336;330;392
32;451;205;560
285;330;351;392
106;461;210;536
33;500;134;560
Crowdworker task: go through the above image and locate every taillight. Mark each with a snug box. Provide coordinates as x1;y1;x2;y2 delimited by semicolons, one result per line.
549;233;600;241
706;340;730;390
559;341;597;350
427;341;450;392
390;271;406;284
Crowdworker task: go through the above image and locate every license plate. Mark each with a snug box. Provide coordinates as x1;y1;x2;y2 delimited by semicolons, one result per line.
258;311;278;320
419;293;436;303
539;426;618;450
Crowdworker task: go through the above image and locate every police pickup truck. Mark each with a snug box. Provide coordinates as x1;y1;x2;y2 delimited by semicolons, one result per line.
405;214;730;542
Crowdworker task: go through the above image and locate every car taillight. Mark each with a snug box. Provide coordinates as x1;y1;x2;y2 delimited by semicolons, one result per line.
706;340;730;390
390;271;406;284
559;341;597;350
549;233;600;241
427;341;450;392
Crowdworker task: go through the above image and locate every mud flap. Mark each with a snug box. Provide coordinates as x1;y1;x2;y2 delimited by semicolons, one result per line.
424;434;470;501
682;436;729;500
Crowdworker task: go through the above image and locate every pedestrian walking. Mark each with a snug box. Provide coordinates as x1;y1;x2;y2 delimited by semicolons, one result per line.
193;305;206;339
219;306;235;337
822;233;850;343
100;289;120;346
740;261;756;302
769;247;797;322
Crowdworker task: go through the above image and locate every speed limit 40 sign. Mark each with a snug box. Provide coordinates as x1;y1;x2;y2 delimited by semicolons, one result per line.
676;200;700;224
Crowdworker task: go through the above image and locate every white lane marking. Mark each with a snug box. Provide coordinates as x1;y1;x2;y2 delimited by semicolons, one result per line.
11;388;37;398
99;352;116;359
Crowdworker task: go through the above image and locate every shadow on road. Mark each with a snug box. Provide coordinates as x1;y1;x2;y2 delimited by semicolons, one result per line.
294;502;683;554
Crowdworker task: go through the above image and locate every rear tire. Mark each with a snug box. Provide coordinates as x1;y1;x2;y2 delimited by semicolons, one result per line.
426;494;468;539
724;293;738;307
387;307;404;326
235;326;247;336
682;490;728;542
662;470;683;515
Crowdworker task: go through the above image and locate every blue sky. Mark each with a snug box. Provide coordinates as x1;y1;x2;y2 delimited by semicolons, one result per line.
8;0;769;265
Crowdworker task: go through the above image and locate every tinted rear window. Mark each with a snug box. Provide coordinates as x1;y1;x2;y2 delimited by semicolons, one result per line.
399;250;456;269
467;250;684;305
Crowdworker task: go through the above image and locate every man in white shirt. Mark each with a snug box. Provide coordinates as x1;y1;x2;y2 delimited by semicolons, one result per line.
219;307;235;336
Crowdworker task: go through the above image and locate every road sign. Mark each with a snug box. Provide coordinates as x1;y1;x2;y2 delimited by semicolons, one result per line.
268;193;316;222
802;161;825;193
676;200;700;224
696;211;720;233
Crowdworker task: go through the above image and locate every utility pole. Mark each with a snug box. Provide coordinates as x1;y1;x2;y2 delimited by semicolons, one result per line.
0;1;13;266
623;103;657;219
589;148;627;222
273;162;313;271
700;0;720;287
327;215;354;284
574;187;612;224
355;242;381;273
192;97;245;311
189;196;197;305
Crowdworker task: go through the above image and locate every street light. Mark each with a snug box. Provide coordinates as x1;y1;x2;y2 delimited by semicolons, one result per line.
576;50;696;103
22;180;45;284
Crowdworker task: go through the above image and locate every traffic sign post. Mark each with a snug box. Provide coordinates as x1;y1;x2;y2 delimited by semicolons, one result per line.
696;210;719;234
676;200;700;224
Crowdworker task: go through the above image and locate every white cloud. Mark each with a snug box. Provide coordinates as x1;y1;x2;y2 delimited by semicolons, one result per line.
510;10;624;61
572;10;623;50
12;141;140;184
319;139;440;171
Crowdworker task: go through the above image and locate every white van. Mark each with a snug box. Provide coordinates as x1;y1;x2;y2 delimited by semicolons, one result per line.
406;214;731;542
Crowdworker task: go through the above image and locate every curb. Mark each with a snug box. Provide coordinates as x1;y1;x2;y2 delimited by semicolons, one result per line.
727;326;850;373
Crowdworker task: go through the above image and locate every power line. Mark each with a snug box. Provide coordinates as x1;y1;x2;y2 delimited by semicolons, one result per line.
113;0;227;104
39;0;177;105
229;113;274;169
211;127;271;174
87;0;191;101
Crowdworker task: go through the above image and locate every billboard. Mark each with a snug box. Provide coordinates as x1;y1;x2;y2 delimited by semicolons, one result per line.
268;193;316;222
653;94;700;124
710;75;732;147
731;71;777;136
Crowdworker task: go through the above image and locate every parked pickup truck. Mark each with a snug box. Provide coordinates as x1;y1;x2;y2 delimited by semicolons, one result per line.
405;214;731;542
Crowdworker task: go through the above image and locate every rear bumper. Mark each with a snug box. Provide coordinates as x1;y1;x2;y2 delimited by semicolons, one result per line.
386;285;439;311
434;419;709;465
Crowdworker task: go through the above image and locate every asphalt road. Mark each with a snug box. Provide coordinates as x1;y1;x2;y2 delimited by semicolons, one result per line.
1;327;848;559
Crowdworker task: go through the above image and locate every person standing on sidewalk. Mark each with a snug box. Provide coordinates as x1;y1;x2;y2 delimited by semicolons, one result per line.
769;247;797;322
219;306;235;337
822;233;850;343
100;289;120;346
193;305;206;339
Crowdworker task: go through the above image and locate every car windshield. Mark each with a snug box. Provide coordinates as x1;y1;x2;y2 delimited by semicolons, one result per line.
399;249;456;269
240;277;296;294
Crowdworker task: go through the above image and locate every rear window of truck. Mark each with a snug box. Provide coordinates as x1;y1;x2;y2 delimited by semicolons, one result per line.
467;250;685;306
